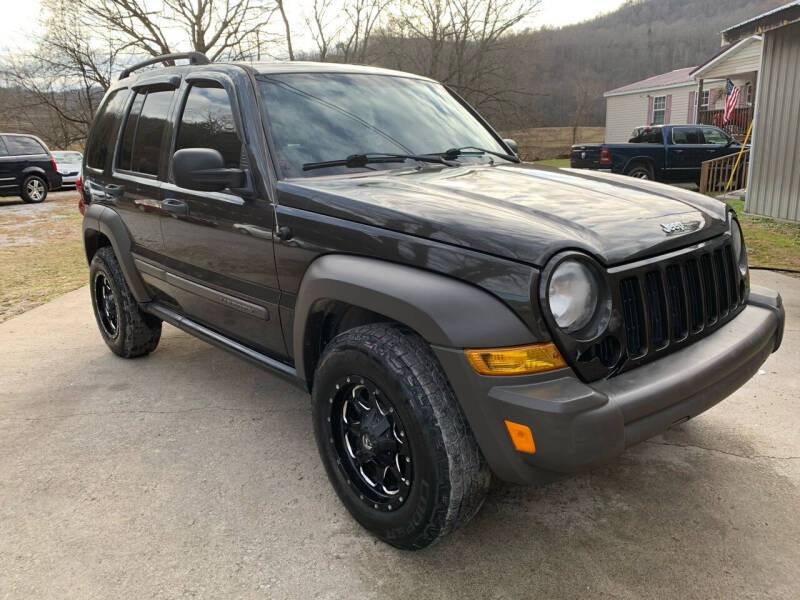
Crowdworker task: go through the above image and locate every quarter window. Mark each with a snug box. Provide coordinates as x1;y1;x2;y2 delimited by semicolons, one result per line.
4;135;46;156
0;137;8;157
176;84;242;169
652;95;666;125
86;90;128;170
117;89;175;176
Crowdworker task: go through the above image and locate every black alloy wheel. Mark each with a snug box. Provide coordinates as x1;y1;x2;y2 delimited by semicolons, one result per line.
327;375;412;511
94;272;119;338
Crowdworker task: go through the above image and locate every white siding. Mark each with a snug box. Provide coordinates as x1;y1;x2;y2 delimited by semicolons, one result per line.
604;85;695;143
701;37;762;79
747;22;800;222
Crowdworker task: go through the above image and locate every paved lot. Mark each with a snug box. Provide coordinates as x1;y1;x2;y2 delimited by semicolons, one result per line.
1;271;798;599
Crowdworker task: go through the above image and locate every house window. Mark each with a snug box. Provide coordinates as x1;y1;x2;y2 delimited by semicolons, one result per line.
700;90;710;110
745;84;753;106
652;95;666;125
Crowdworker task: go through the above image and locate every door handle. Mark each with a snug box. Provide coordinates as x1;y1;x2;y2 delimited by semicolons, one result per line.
160;198;188;215
673;149;683;154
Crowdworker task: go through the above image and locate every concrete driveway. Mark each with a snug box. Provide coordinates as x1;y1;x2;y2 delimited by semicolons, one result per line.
1;271;798;599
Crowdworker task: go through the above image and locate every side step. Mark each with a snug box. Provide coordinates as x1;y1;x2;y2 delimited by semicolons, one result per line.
144;302;304;390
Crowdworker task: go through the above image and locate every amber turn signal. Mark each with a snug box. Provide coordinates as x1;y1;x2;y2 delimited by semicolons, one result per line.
464;342;566;376
504;420;536;454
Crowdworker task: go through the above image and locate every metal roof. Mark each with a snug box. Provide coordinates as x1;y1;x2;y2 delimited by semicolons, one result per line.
604;67;697;97
722;0;800;34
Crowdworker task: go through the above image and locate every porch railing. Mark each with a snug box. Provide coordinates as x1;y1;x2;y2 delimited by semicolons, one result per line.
698;107;753;136
699;149;750;195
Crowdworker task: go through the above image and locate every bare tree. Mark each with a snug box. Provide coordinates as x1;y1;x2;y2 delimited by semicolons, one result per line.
76;0;277;61
338;0;393;63
275;0;295;60
380;0;539;114
0;0;120;146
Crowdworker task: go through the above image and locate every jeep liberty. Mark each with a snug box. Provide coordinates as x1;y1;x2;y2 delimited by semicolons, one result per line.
81;53;785;550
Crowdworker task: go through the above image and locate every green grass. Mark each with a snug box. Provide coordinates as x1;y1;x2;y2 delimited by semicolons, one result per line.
533;158;570;167
724;198;800;271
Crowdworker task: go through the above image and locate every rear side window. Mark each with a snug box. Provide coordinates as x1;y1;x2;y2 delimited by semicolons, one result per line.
176;84;242;168
630;128;662;144
86;90;128;170
117;89;175;176
0;137;7;156
4;135;46;156
672;127;702;144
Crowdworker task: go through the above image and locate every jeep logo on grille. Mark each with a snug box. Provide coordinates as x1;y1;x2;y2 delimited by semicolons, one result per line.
660;221;686;233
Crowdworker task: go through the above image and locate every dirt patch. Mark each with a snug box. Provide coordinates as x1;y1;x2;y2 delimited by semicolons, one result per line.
0;191;86;322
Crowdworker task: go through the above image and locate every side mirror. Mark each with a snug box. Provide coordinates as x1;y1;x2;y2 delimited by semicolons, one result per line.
503;138;519;155
172;148;246;192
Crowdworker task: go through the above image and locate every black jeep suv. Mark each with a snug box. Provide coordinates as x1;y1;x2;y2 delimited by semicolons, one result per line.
81;53;785;550
0;133;62;203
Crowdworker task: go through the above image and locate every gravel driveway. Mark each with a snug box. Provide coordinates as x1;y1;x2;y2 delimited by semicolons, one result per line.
1;270;798;599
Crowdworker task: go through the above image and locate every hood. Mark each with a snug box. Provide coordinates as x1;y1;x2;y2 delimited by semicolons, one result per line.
277;163;729;267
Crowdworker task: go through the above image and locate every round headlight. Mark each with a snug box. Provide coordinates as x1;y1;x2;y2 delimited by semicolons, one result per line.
548;260;599;333
731;219;747;273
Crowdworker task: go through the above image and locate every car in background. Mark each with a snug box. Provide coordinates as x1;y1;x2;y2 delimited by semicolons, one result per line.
51;151;83;188
0;133;62;203
570;124;745;183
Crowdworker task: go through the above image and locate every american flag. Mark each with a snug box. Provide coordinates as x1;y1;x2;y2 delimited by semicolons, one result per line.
723;79;740;126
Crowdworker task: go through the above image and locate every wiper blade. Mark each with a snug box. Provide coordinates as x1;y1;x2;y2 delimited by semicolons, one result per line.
440;146;520;163
302;153;457;172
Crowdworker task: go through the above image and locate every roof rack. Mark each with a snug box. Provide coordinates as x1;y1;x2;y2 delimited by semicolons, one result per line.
118;52;210;80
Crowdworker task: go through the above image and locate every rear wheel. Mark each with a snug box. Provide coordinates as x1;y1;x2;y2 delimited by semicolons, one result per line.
90;246;161;358
626;163;653;180
312;323;490;550
21;175;47;203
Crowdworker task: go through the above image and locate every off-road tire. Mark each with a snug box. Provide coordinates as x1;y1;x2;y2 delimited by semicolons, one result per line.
626;163;654;180
21;175;47;203
89;246;161;358
312;323;490;550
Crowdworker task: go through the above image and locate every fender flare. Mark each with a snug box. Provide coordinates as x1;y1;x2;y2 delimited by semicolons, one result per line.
21;166;47;178
82;203;151;302
293;254;536;384
622;155;656;175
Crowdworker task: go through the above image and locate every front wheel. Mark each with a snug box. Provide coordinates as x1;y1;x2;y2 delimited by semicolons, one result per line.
312;323;490;550
21;175;47;203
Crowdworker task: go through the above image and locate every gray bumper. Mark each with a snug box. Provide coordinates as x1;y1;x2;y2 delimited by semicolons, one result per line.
434;286;785;484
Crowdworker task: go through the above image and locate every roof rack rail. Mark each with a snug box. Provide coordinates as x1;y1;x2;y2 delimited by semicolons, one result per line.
118;52;210;80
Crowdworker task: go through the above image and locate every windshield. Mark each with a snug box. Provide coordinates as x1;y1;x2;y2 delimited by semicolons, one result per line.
52;151;82;162
257;72;507;178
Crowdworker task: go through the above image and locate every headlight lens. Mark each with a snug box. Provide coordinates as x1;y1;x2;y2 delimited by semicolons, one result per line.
731;219;747;273
548;260;599;333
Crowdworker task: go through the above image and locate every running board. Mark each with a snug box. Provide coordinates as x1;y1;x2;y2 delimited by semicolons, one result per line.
144;302;304;389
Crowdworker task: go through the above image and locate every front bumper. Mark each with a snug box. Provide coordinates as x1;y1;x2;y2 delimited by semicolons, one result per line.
434;285;784;484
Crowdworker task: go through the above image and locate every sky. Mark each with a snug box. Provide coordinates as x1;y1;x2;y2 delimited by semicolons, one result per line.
0;0;626;55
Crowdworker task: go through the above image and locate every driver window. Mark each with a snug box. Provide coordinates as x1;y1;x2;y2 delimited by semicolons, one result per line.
176;83;243;169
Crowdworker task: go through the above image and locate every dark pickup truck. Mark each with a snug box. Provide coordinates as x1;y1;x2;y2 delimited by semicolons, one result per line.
570;124;745;183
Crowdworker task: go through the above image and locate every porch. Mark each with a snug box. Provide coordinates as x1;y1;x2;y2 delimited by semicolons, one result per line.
691;35;762;139
697;106;754;137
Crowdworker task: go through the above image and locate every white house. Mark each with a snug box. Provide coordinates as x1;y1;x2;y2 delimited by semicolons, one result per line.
603;36;762;143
